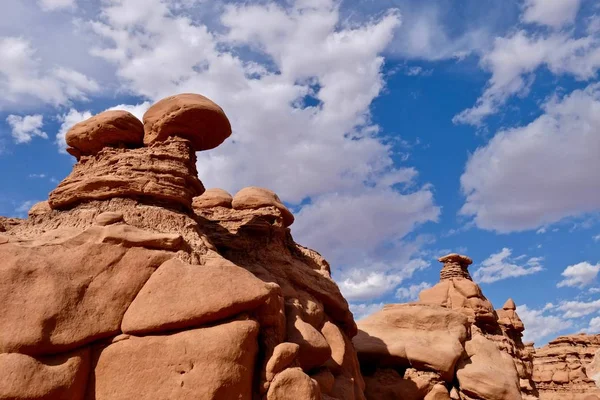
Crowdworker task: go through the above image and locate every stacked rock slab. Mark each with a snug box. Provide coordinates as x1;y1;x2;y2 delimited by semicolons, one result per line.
0;93;363;400
532;334;600;399
354;253;530;400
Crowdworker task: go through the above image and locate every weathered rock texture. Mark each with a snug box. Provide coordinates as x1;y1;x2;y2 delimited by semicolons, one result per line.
354;253;537;400
0;93;362;400
532;334;600;399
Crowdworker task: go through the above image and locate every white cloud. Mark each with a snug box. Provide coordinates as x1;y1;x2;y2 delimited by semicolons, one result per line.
461;83;600;232
558;299;600;318
105;102;151;122
594;234;600;242
396;281;431;301
0;36;99;109
454;25;600;126
522;0;582;28
5;114;47;144
336;255;430;301
589;316;600;333
518;304;573;343
38;0;76;11
472;248;544;283
340;272;404;302
84;0;440;302
55;108;92;153
350;302;385;321
557;262;600;288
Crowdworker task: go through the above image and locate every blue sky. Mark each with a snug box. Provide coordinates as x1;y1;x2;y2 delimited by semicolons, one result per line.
1;0;600;345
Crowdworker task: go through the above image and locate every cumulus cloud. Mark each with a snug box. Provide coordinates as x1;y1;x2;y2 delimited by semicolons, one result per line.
472;248;544;283
55;108;92;152
454;22;600;126
0;37;99;109
460;83;600;232
518;304;573;343
522;0;582;28
350;302;385;321
86;0;439;302
557;262;600;288
396;281;431;301
5;114;47;144
558;299;600;318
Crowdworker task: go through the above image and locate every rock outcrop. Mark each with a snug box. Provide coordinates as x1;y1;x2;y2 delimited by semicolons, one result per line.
0;93;362;400
532;334;600;399
354;253;535;400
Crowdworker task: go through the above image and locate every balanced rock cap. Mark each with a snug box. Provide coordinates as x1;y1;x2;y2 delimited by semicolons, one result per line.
65;110;144;157
232;187;294;227
192;188;233;209
143;93;232;151
438;253;473;266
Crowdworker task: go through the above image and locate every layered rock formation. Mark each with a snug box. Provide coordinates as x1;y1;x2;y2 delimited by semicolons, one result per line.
532;334;600;399
0;93;363;400
354;253;536;400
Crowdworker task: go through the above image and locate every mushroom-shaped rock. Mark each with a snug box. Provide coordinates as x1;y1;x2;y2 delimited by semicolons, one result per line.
438;253;472;266
66;110;144;157
232;187;294;227
143;93;231;151
193;188;233;209
502;298;517;310
438;253;473;281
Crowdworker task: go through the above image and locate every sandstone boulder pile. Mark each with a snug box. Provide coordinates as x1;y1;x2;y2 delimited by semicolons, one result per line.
0;93;362;400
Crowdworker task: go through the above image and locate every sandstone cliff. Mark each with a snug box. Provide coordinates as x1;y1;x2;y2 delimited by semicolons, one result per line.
0;93;362;400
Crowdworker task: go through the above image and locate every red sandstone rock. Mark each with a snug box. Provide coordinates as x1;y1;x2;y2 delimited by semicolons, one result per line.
49;137;205;210
354;303;469;382
142;93;232;151
28;200;51;217
0;347;90;400
92;319;259;400
532;334;600;399
456;333;522;400
66;110;144;157
232;186;295;227
193;188;233;209
267;367;321;400
122;257;273;334
419;254;496;326
0;228;172;355
0;93;360;400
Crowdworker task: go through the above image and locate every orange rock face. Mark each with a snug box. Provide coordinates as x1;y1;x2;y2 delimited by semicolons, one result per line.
0;93;362;400
532;334;600;399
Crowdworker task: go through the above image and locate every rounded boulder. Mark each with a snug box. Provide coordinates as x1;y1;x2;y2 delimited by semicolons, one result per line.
143;93;232;151
232;187;294;227
66;110;144;156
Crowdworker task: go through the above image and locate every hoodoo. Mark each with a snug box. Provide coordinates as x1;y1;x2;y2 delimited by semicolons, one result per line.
0;93;362;400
